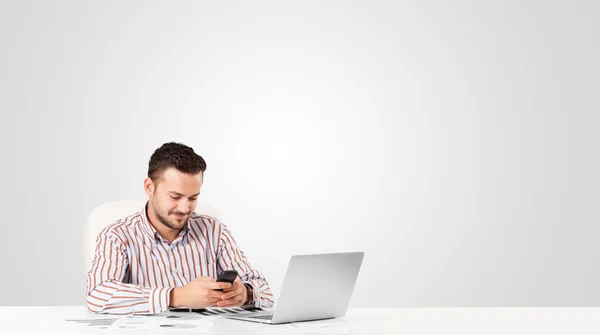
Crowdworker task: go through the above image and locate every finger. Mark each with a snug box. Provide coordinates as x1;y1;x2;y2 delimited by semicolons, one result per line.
222;281;240;293
217;294;243;308
220;287;244;300
210;282;232;290
217;301;234;308
209;297;221;306
207;290;224;300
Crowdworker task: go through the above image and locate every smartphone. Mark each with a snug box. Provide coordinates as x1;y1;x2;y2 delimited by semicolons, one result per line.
215;270;238;291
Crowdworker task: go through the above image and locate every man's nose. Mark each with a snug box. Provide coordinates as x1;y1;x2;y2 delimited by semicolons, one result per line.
177;200;189;213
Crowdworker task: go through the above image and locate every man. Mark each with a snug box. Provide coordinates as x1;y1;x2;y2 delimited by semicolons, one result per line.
86;142;274;314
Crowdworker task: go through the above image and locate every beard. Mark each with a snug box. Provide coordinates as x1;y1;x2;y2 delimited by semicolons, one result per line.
151;198;190;230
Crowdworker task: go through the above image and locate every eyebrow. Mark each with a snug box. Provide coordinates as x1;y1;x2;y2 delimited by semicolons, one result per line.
168;191;200;197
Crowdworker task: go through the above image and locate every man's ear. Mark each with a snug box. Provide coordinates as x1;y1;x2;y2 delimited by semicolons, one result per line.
143;177;155;197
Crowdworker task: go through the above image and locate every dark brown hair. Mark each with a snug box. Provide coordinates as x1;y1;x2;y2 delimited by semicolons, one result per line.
148;142;207;182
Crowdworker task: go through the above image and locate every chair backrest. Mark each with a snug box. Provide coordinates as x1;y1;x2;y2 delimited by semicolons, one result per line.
83;200;221;274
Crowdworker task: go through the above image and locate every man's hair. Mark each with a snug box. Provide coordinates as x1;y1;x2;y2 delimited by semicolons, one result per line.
148;142;207;183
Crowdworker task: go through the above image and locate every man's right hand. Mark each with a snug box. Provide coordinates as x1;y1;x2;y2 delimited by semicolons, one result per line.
169;276;232;309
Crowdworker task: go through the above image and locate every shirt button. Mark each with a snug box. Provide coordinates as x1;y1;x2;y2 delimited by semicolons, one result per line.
174;268;178;273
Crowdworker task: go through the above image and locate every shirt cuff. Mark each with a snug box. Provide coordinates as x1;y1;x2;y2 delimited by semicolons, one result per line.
149;287;174;314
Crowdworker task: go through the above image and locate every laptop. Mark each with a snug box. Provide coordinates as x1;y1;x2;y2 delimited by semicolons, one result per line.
227;251;364;324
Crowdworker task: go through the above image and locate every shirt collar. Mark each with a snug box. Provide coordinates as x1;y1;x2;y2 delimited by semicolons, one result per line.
140;202;158;240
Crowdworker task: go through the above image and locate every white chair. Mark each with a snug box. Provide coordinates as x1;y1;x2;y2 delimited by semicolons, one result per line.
83;200;221;274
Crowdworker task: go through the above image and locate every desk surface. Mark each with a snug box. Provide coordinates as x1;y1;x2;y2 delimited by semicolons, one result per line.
0;306;393;334
1;306;599;334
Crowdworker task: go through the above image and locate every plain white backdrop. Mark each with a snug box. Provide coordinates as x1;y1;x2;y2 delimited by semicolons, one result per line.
0;0;599;307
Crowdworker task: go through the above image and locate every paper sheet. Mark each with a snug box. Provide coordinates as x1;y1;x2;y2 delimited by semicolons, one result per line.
65;311;218;333
111;314;215;333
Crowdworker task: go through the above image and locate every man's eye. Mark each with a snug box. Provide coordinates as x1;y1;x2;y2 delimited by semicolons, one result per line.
190;198;197;201
171;196;181;200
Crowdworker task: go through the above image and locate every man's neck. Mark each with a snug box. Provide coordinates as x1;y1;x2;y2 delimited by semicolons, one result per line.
146;206;181;243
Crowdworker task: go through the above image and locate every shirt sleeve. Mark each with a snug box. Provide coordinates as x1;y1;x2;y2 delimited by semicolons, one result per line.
216;224;275;308
85;227;173;314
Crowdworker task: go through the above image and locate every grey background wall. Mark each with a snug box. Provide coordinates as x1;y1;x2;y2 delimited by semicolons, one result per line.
0;0;598;307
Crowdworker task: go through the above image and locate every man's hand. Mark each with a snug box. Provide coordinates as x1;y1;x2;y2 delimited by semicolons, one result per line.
170;276;232;309
217;278;248;308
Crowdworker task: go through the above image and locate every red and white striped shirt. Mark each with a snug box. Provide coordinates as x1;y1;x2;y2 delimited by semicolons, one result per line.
86;204;274;314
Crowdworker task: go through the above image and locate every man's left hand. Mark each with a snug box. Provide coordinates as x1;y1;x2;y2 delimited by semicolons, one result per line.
217;278;248;307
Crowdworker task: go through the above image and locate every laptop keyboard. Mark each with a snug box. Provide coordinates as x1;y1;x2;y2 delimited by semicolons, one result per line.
250;314;274;320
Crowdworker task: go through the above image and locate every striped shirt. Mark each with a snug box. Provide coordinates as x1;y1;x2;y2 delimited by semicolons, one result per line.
86;203;274;314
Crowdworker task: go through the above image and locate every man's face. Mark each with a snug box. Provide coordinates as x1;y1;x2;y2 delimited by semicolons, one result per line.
148;167;203;231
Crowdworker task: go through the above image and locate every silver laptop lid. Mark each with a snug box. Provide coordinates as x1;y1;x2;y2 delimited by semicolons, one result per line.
272;252;364;324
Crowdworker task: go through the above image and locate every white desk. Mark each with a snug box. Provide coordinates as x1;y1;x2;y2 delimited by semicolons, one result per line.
0;306;393;334
1;306;600;334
